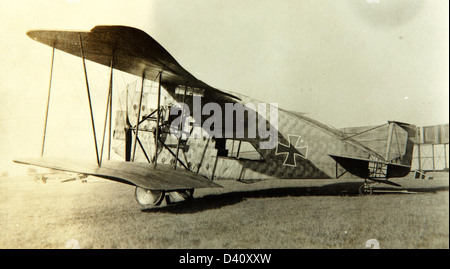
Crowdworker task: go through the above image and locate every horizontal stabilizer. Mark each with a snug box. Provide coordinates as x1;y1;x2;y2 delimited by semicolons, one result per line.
14;157;222;191
329;154;411;179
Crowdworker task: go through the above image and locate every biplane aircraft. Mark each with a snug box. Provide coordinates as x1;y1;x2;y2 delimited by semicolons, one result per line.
14;25;417;207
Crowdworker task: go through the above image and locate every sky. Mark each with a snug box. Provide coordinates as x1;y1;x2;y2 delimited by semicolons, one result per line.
0;0;448;174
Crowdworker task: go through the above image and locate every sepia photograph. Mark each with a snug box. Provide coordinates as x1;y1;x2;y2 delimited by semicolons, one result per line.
0;0;448;257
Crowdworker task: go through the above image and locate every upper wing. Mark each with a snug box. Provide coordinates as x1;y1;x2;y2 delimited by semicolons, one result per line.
27;25;239;100
14;157;222;191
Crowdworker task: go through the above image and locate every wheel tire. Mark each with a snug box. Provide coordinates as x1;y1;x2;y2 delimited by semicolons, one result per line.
135;187;165;207
176;189;195;200
359;184;373;196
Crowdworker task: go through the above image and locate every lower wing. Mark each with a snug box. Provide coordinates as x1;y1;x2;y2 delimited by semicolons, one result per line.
14;157;222;191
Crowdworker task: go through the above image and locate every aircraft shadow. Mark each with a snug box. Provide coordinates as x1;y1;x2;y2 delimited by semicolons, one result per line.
142;181;448;214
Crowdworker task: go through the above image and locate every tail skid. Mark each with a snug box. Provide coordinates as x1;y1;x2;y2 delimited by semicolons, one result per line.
359;177;403;195
367;177;402;187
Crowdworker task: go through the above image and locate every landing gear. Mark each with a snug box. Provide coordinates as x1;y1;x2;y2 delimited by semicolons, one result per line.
359;183;373;196
167;189;195;203
359;178;376;196
175;189;195;200
135;187;195;207
135;187;165;207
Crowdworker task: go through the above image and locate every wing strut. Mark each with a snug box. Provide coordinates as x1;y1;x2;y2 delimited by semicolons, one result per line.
41;44;55;157
99;54;114;165
153;71;162;168
39;38;115;166
125;71;190;170
79;34;100;166
174;84;188;170
132;129;152;163
132;72;146;162
107;54;114;161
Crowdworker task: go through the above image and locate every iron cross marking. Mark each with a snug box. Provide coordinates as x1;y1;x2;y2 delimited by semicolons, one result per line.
276;134;308;167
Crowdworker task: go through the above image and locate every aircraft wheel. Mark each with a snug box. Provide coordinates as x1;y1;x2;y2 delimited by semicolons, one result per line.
135;187;165;207
359;184;373;196
176;189;195;200
168;189;195;202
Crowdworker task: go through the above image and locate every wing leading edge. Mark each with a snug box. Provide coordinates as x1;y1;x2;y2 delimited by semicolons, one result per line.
14;157;222;191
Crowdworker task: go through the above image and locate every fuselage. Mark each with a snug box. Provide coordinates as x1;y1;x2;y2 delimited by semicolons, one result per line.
113;86;383;181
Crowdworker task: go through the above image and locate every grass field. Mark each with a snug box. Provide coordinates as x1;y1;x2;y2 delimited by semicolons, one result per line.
0;173;448;249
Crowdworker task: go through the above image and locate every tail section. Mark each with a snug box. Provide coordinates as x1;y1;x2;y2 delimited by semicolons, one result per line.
389;121;416;166
332;121;417;183
341;121;416;166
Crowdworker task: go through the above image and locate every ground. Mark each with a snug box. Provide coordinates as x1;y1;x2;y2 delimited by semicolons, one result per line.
0;172;448;249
